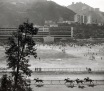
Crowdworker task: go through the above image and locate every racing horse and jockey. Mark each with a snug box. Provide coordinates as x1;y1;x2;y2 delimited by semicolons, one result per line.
75;78;84;85
34;78;43;83
84;77;94;84
64;78;75;85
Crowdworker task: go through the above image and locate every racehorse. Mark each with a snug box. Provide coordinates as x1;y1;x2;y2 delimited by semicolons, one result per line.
34;78;43;83
64;78;75;84
84;77;94;84
75;78;84;85
86;67;92;73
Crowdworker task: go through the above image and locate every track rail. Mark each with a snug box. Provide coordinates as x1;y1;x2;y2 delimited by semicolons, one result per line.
1;67;104;73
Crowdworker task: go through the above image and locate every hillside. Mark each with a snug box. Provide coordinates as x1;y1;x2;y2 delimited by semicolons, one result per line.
67;2;93;13
0;0;75;27
67;2;104;24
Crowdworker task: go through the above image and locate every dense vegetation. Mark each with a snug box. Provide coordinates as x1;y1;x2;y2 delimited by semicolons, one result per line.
72;24;104;39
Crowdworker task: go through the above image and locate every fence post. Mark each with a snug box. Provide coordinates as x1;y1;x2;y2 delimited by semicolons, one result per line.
51;80;53;84
59;80;60;84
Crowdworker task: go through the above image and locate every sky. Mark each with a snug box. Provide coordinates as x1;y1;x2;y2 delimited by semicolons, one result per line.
51;0;104;12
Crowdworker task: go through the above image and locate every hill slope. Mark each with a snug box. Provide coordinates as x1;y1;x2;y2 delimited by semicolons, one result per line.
0;0;75;27
67;2;104;24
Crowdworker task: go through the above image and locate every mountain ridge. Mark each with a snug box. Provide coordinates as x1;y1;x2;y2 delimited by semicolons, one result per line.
0;1;75;27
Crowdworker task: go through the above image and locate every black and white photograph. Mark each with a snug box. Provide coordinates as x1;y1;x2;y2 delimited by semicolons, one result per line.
0;0;104;91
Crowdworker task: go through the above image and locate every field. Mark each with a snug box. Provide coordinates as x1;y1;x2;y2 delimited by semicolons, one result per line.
29;44;104;68
1;44;104;68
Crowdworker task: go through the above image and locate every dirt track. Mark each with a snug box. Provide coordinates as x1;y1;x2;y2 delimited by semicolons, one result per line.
31;84;104;91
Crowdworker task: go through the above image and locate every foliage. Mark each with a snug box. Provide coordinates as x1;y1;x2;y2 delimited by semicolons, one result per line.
0;74;13;91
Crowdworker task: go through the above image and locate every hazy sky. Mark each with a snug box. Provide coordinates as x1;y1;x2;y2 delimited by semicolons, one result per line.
51;0;104;11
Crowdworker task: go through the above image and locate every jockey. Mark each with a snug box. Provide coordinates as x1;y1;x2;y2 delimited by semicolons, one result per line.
86;77;89;80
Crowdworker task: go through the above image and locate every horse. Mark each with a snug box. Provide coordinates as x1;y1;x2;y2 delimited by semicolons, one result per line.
64;78;75;84
75;78;84;85
34;78;43;83
84;77;94;84
86;67;92;73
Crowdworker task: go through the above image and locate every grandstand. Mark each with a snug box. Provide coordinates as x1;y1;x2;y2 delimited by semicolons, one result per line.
49;26;72;37
0;26;73;42
0;27;49;40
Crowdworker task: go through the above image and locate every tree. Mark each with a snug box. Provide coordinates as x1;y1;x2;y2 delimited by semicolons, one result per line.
3;21;38;91
0;74;13;91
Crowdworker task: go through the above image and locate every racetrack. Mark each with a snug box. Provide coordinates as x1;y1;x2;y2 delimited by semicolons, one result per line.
31;85;104;91
0;44;104;91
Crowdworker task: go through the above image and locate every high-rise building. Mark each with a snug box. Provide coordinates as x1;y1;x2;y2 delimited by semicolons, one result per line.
74;14;88;24
87;15;92;24
83;15;87;23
